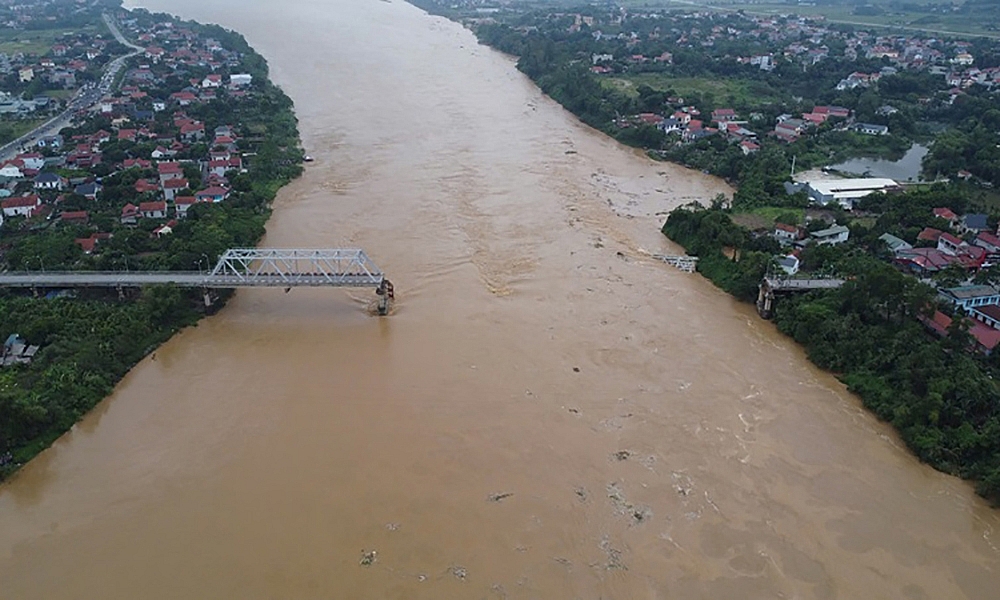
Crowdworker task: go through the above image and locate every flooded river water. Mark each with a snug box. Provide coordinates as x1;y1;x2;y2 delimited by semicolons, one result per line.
1;1;999;598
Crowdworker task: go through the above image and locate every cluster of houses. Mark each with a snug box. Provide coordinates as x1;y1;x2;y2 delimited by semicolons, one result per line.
623;99;889;151
890;208;1000;277
926;284;1000;354
0;2;125;111
770;221;851;275
0;9;257;258
621;106;762;153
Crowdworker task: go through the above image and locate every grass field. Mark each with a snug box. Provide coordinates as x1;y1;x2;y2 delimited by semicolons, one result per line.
0;118;47;146
43;89;75;100
621;0;1000;39
603;73;786;107
0;24;107;56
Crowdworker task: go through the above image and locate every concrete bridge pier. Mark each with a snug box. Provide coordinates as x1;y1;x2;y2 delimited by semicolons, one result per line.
376;279;394;316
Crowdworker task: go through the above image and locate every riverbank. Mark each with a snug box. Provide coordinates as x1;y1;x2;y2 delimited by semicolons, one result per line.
0;5;303;481
663;204;1000;504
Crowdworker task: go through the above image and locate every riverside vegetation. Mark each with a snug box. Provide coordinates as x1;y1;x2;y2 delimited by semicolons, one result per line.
0;2;303;479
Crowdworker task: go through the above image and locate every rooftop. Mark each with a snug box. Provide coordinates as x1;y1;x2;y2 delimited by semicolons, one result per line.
805;178;900;196
941;285;999;300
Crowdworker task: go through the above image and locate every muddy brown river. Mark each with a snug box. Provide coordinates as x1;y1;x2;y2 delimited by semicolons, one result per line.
1;0;998;597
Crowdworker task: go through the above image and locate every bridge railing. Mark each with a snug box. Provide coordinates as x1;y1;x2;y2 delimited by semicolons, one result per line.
208;248;383;285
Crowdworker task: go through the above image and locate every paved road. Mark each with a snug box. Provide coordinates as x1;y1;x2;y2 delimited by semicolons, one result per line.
0;14;143;163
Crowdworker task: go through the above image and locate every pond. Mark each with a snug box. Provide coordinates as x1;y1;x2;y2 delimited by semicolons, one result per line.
829;143;929;182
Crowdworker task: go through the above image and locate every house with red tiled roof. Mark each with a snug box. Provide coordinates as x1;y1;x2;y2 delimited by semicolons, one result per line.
173;195;202;218
139;201;167;219
121;203;140;225
974;232;1000;254
201;74;222;88
75;236;97;254
16;152;44;171
180;121;205;141
970;302;1000;330
933;207;959;228
122;158;152;170
773;222;801;242
938;232;964;255
0;160;24;179
195;186;230;203
134;179;160;194
894;247;959;274
924;311;1000;355
711;108;737;124
60;210;89;225
157;161;184;184
917;227;943;243
170;91;198;106
1;195;41;218
162;178;189;201
153;220;178;238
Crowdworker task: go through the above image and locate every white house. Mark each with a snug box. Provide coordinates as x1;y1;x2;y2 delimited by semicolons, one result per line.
201;74;222;88
174;196;199;218
139;201;167;219
811;224;850;245
33;172;66;191
852;122;889;136
773;223;800;242
17;153;44;171
777;255;800;275
938;285;1000;311
1;195;41;218
229;73;252;87
162;178;189;201
0;162;24;179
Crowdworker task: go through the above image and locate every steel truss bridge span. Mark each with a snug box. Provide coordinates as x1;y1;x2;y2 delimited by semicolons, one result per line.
0;248;395;312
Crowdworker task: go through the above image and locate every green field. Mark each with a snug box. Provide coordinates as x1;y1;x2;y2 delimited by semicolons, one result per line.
0;24;108;56
603;73;786;107
621;0;1000;39
0;118;47;146
43;89;75;100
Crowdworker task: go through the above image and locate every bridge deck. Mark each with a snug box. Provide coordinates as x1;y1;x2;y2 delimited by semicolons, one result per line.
0;272;383;288
766;278;845;291
0;248;387;289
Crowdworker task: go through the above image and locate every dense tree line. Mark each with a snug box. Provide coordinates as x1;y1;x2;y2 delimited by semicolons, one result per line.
663;205;1000;504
